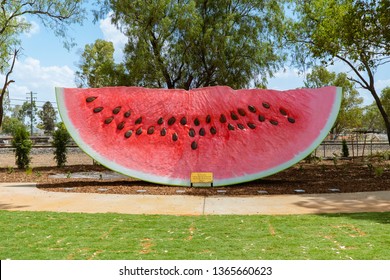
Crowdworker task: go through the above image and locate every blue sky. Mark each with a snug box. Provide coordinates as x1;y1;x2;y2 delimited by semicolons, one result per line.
3;9;389;113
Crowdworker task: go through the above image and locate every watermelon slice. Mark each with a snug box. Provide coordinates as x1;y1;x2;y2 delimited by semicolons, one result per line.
56;86;341;186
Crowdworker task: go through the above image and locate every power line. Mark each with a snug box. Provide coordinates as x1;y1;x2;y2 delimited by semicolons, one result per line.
9;98;57;104
9;103;58;109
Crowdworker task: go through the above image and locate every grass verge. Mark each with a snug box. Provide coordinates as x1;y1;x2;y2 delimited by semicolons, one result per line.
0;211;389;260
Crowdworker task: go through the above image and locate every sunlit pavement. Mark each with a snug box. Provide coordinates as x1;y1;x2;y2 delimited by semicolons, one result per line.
1;183;390;215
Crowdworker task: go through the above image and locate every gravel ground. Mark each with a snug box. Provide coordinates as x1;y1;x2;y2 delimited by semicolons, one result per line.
0;147;93;168
1;148;390;196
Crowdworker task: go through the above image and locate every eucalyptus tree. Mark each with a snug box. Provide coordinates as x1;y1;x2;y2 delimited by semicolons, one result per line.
93;0;288;90
0;0;87;127
287;0;390;143
75;39;127;88
304;66;364;135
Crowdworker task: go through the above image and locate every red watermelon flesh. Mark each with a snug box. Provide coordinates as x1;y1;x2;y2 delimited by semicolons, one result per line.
56;86;341;186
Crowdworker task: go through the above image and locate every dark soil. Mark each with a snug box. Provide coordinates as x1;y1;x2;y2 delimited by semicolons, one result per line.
1;158;390;196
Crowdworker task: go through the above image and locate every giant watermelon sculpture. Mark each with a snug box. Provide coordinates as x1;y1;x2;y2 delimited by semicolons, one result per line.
56;86;341;186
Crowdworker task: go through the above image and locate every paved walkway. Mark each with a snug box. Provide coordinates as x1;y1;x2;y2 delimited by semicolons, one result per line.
1;183;390;215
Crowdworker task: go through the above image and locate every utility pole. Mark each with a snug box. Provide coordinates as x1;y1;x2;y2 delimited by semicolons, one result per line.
26;91;37;135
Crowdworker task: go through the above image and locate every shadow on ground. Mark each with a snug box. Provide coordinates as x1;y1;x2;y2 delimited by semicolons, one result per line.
0;203;28;210
294;193;390;223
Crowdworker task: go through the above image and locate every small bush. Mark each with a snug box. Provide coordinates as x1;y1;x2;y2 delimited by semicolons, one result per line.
11;126;33;169
52;123;71;167
341;139;349;157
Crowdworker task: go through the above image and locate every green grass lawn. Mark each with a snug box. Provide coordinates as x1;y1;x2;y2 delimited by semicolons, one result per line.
0;211;389;260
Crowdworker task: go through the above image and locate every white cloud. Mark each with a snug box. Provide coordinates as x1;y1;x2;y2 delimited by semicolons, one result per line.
99;14;127;62
267;67;306;90
3;57;75;105
23;19;40;38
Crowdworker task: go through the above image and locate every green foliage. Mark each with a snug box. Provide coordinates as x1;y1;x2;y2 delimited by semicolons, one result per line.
17;101;38;128
37;101;57;134
6;166;14;174
52;122;71;167
362;87;390;131
374;166;384;177
0;116;25;134
25;167;33;176
1;0;87;128
341;139;349;157
305;154;321;165
92;0;287;89
332;153;339;167
287;0;390;143
11;125;32;169
288;0;389;70
75;39;127;88
304;66;363;133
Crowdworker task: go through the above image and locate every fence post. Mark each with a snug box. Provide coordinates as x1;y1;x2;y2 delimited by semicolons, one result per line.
371;138;373;156
323;142;326;158
356;135;359;157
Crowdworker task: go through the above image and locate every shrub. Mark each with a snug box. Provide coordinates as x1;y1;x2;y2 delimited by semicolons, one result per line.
342;139;349;157
52;122;71;167
11;125;32;169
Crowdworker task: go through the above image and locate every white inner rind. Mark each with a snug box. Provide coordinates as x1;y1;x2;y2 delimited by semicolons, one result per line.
56;87;342;186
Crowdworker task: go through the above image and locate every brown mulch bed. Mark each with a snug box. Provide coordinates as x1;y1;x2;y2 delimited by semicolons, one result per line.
1;159;390;196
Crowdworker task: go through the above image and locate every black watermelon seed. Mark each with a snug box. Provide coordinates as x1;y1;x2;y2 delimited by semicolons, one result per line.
180;117;187;125
125;130;133;138
280;108;287;116
93;107;104;113
270;120;278;126
191;141;198;150
247;123;256;129
248;105;257;113
231;111;239;120
189;128;196;137
113;106;121;114
117;121;125;130
157;117;164;125
135;117;142;125
136;128;143;135
124;111;131;118
262;102;270;109
210;127;217;135
206;115;211;123
160;128;167;136
288;117;296;124
168;117;176;126
237;123;245;130
147;126;155;135
199;127;206;136
194;118;200;126
228;123;235;130
104;116;114;124
238;108;246;116
86;96;97;103
219;114;227;123
258;115;266;122
172;133;178;141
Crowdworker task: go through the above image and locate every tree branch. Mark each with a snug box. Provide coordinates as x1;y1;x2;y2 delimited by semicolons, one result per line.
1;49;19;127
1;49;19;97
335;54;370;89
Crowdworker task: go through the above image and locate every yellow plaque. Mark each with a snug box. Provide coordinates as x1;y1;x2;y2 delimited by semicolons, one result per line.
190;172;213;183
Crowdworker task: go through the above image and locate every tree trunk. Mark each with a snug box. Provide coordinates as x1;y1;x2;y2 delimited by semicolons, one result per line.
0;49;19;128
0;94;3;128
370;88;390;145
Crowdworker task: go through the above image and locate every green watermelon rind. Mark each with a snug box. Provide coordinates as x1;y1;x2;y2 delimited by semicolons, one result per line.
56;87;342;187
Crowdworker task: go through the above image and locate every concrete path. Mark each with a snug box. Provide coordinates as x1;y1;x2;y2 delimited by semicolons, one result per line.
1;183;390;215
